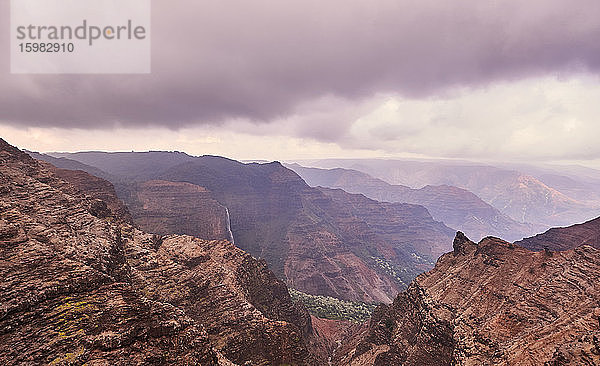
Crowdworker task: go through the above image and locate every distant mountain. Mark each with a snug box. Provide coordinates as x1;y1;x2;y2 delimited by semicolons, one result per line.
336;233;600;365
50;150;196;182
516;215;600;251
302;159;600;228
26;150;115;181
498;162;600;203
286;163;540;242
2;138;325;365
42;151;455;303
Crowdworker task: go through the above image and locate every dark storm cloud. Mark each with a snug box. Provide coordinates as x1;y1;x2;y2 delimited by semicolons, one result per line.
1;0;600;129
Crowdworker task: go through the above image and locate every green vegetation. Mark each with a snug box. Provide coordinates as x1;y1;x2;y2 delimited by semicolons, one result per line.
369;255;433;288
288;288;377;323
370;256;408;286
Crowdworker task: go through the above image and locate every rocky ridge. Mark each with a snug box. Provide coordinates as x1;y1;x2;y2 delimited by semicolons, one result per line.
339;232;600;365
41;162;134;225
516;216;600;252
287;163;539;242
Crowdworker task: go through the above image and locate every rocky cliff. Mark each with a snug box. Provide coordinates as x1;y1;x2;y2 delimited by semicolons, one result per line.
339;232;600;365
280;186;455;304
0;138;324;365
516;216;600;252
40;162;134;225
119;179;232;241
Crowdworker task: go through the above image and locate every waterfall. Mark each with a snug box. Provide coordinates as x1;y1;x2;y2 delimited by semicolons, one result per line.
225;207;235;244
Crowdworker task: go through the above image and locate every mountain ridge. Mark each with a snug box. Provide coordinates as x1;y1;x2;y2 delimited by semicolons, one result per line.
516;215;600;252
286;163;540;242
300;158;600;228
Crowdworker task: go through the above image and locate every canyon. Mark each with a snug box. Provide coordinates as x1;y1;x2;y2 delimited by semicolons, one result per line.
36;151;455;303
3;138;599;365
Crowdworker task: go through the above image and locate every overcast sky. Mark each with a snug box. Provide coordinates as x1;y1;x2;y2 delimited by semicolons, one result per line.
2;0;600;167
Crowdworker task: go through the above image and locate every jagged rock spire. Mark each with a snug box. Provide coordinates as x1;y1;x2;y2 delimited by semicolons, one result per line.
452;231;473;255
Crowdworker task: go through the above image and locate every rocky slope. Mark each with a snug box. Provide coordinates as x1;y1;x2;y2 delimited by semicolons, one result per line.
40;152;455;303
40;162;134;225
287;164;539;242
119;179;232;241
338;232;600;365
314;187;454;260
1;138;324;365
280;186;455;304
310;316;361;363
516;215;600;251
306;159;600;228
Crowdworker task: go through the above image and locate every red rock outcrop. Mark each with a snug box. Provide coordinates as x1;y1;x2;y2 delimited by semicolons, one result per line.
516;215;600;251
339;232;600;365
41;162;134;225
0;138;325;365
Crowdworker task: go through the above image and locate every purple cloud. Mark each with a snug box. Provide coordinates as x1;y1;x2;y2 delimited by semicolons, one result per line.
1;0;599;129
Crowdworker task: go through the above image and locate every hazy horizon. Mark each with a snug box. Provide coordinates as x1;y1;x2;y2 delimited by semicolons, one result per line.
22;144;600;172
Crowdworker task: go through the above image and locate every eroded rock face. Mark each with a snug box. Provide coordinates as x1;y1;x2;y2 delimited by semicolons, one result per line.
41;162;134;225
341;232;600;365
121;179;232;241
0;138;324;365
125;234;319;365
281;187;454;303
